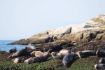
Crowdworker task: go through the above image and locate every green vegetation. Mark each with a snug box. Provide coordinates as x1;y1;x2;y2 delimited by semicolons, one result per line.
0;56;60;70
69;57;96;70
92;18;105;24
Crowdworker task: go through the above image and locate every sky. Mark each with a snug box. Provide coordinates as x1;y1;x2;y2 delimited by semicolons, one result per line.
0;0;105;40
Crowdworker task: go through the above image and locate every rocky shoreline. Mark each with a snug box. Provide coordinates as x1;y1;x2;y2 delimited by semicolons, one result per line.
10;14;105;46
7;14;105;70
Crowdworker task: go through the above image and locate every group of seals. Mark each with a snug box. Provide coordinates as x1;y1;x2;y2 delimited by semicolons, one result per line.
8;45;105;70
8;47;50;64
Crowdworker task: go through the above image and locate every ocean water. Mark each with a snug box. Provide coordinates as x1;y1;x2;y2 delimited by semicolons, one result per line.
0;40;26;52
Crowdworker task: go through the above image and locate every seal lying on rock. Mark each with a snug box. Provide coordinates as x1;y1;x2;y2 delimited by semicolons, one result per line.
51;52;62;59
31;49;50;57
99;58;105;64
62;53;78;68
94;64;105;70
12;57;26;64
24;53;50;64
54;49;71;59
57;49;70;56
96;48;105;57
76;50;96;58
12;57;21;64
24;57;35;64
10;47;31;58
31;51;44;57
24;50;51;64
51;48;76;59
9;47;17;53
51;52;57;59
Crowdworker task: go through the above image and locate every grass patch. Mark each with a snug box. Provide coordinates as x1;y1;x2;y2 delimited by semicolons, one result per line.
69;57;97;70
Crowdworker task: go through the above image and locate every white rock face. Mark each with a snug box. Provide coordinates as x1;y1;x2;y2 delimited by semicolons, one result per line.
46;24;85;36
47;25;72;36
28;24;85;40
25;14;105;41
70;25;85;33
46;14;105;36
11;13;105;45
49;24;84;35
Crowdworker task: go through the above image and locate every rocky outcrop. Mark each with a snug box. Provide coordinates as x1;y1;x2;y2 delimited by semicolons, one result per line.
10;25;85;45
84;14;105;28
10;14;105;47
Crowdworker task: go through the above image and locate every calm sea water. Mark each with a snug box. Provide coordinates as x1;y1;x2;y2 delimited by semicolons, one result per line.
0;40;26;52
